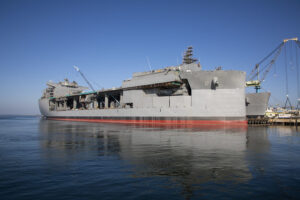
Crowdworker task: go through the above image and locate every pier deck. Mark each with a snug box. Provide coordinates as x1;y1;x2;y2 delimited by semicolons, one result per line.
248;118;300;126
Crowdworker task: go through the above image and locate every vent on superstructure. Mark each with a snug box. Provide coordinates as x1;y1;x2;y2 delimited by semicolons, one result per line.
183;46;198;64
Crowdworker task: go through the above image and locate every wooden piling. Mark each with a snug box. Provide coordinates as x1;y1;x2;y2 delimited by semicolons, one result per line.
248;118;300;126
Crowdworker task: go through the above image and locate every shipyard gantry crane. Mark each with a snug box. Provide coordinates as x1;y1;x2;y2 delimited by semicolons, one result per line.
246;37;300;109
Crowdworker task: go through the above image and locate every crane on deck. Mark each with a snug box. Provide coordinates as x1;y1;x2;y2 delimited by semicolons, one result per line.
73;66;121;106
73;66;96;92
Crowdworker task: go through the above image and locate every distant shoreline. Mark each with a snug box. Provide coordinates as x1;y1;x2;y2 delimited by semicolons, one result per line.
0;114;41;117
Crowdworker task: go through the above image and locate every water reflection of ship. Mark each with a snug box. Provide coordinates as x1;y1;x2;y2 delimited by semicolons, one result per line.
39;120;271;198
246;126;270;153
39;119;123;162
117;127;252;183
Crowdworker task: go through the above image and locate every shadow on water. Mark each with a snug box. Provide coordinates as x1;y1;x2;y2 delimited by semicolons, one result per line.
38;119;273;199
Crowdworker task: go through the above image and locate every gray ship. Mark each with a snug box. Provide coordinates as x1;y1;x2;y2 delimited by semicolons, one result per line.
246;92;270;117
39;47;266;125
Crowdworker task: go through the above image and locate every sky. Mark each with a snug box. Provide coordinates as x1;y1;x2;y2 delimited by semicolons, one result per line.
0;0;300;115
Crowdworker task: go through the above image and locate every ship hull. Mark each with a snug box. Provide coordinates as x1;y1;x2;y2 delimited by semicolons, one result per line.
39;69;247;126
47;116;247;126
39;96;247;126
246;92;270;118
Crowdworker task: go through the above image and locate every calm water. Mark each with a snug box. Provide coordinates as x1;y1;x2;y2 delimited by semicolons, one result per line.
1;116;300;199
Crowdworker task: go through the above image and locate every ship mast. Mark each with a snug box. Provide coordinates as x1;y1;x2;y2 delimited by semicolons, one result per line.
182;46;198;64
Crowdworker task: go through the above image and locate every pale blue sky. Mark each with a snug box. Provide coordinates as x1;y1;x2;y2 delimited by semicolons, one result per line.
0;0;300;114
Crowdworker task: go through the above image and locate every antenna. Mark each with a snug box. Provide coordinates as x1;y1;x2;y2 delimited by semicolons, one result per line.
73;65;96;92
146;56;152;71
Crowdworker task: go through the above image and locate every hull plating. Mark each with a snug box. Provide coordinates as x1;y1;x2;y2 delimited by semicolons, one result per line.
246;92;270;117
47;117;247;126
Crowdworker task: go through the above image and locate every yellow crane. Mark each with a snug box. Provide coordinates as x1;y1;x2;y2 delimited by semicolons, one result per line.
246;37;299;93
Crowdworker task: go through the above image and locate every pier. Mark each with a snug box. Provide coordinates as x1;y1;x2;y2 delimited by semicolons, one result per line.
248;118;300;126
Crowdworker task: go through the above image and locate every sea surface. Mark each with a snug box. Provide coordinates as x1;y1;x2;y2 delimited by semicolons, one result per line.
1;116;300;199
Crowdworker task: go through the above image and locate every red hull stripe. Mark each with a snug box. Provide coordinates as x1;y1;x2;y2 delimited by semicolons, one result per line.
49;117;248;126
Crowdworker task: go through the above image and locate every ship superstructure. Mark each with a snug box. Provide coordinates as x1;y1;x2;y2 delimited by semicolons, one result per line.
39;47;247;125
